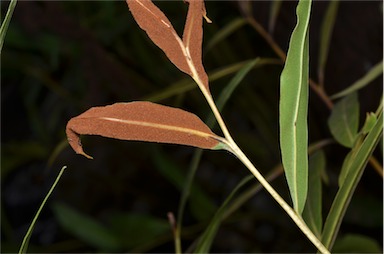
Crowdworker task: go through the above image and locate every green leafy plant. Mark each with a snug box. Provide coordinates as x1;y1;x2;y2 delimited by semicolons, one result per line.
3;0;381;253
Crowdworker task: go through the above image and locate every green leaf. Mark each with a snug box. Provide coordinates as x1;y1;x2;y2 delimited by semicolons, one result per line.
328;92;359;148
52;202;122;251
303;150;325;238
318;1;339;85
268;0;283;34
279;0;312;215
19;166;66;254
193;175;254;253
332;234;382;253
331;60;383;99
108;213;170;250
362;112;378;134
321;106;383;250
144;58;280;102
205;18;248;53
151;146;216;221
175;59;260;252
0;0;17;52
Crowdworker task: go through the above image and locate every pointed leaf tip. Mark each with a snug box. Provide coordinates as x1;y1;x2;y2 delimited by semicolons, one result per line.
66;101;224;158
126;0;190;75
126;0;210;92
183;0;209;90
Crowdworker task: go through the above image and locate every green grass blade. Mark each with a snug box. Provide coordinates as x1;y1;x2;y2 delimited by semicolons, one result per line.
52;202;122;251
205;18;248;53
328;92;359;148
279;0;312;215
331;60;383;99
19;166;67;254
318;1;339;86
0;0;17;52
175;58;261;253
303;150;325;238
321;106;383;250
268;0;283;34
207;58;261;127
144;58;281;102
193;175;254;253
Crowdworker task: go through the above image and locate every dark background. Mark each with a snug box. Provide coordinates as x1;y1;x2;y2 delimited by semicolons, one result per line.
1;1;382;253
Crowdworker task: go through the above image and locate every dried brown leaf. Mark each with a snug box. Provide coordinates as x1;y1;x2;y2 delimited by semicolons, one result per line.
183;0;209;90
126;0;210;91
126;0;190;75
66;101;223;159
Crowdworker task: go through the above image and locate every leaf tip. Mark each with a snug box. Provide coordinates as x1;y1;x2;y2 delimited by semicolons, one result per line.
66;123;94;160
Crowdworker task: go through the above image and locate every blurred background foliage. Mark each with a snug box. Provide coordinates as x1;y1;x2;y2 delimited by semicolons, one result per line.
1;0;382;253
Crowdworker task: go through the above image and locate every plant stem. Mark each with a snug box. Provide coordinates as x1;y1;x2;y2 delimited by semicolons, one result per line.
227;141;330;254
196;76;329;253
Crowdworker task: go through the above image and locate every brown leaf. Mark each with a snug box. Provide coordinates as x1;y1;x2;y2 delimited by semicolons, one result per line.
183;0;209;90
66;101;224;159
126;0;210;92
126;0;191;76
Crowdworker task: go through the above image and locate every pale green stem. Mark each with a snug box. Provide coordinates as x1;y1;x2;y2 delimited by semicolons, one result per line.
193;76;330;254
227;141;330;254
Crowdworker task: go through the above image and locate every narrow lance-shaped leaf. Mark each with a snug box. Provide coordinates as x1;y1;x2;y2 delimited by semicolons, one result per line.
331;60;383;99
321;108;383;249
183;0;209;90
126;0;190;75
279;0;312;215
318;0;339;86
303;150;325;238
127;0;211;92
66;101;225;159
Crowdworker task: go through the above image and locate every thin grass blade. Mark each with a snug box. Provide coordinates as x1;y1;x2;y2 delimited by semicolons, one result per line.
303;150;325;238
19;166;66;254
144;58;281;102
193;175;254;253
205;18;248;53
318;1;339;86
0;0;17;52
321;106;383;250
279;0;312;215
268;0;282;34
331;60;383;99
52;202;122;251
175;59;260;252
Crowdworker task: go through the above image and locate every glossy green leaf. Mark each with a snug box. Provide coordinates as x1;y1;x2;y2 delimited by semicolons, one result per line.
52;202;122;251
318;1;339;85
193;175;254;253
332;234;382;253
331;60;383;99
279;0;312;214
328;92;359;148
19;166;66;254
303;150;325;238
321;107;383;250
